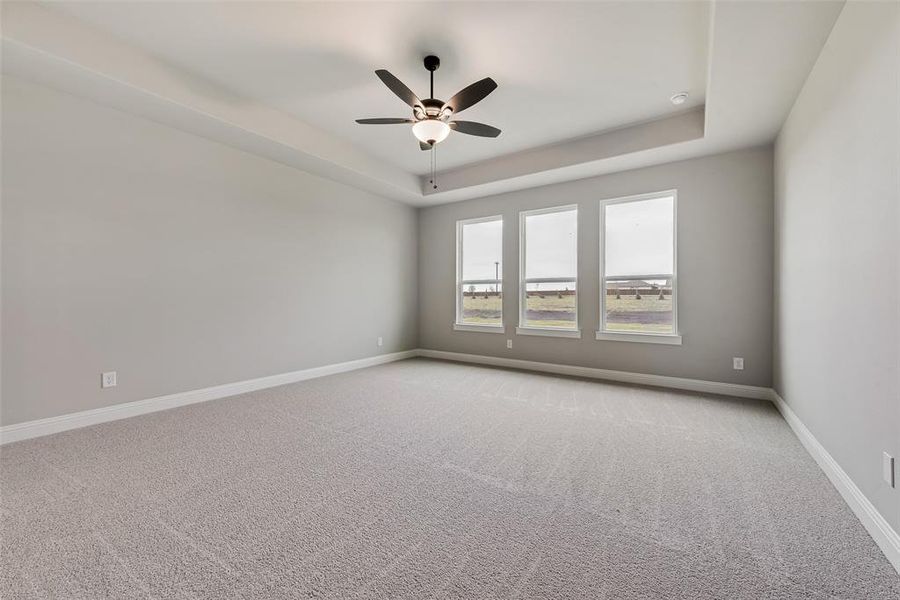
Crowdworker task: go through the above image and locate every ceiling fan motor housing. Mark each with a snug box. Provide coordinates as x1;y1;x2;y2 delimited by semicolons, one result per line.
419;98;448;119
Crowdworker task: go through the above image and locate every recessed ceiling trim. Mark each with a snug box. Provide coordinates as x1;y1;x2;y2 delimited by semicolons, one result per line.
0;2;422;202
424;108;705;201
1;1;845;207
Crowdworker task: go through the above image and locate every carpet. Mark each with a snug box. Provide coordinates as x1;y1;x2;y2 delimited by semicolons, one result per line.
2;358;898;599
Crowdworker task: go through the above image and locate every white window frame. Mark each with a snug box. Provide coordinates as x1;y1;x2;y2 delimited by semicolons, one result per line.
517;204;581;339
454;215;505;333
597;190;680;345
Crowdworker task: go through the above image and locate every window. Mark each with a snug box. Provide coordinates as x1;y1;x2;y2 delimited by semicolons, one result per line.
598;191;679;344
455;216;503;331
518;205;579;337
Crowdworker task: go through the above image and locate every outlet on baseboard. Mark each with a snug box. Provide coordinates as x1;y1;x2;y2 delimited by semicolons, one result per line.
101;371;117;388
884;452;895;488
732;357;744;370
506;339;512;349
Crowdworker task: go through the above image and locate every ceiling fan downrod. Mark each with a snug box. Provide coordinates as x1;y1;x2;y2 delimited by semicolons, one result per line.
424;54;440;99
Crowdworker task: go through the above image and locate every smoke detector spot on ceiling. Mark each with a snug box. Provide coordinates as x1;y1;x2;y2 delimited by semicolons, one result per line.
670;92;689;105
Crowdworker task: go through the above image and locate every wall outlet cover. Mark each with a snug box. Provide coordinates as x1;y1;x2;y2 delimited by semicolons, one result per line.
733;357;744;370
377;336;383;347
884;452;895;488
101;371;117;388
506;339;513;349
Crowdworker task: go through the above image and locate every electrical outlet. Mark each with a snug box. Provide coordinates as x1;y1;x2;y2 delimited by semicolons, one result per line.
733;357;744;371
101;371;117;388
884;452;895;488
377;336;383;347
506;339;512;349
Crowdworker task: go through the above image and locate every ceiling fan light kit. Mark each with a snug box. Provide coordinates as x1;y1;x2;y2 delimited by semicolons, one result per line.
412;119;451;145
355;55;501;189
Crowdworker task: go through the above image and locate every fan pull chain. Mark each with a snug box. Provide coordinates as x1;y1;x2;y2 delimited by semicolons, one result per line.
429;144;438;190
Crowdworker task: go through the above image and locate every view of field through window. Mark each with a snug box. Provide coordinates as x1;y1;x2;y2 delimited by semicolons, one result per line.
604;279;673;332
524;282;577;328
603;195;675;334
459;218;503;325
522;207;578;329
458;196;674;334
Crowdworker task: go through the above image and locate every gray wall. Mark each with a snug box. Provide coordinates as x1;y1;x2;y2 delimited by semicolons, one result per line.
774;2;900;532
419;147;774;387
1;76;418;426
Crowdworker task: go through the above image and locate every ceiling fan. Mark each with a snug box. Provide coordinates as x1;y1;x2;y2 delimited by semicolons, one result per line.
355;55;501;151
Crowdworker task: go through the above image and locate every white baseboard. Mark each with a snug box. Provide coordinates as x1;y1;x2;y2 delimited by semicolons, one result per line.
416;348;772;400
770;390;900;575
0;350;417;445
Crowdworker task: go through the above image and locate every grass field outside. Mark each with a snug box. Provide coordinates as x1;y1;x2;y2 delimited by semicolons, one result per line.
461;288;673;332
461;291;579;329
605;292;673;333
523;293;576;328
460;294;502;325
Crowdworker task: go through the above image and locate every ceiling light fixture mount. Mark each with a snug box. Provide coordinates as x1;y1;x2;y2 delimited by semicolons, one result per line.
423;54;440;74
355;55;501;190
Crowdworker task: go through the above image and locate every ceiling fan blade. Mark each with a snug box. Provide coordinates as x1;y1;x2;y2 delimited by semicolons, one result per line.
375;70;423;109
442;78;497;114
355;118;415;124
450;120;501;138
419;141;432;151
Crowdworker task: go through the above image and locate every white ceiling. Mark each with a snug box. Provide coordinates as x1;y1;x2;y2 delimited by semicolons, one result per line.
46;1;710;175
3;1;844;205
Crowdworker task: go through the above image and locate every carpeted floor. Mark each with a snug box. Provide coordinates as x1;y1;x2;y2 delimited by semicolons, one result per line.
1;358;898;599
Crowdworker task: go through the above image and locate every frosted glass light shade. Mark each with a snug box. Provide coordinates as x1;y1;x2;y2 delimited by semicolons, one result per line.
412;119;451;145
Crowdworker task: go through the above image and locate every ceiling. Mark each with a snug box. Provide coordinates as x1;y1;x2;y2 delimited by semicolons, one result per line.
45;1;710;176
2;1;845;205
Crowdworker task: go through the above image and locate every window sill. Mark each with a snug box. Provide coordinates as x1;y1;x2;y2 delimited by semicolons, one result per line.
516;327;582;339
595;331;682;345
453;323;505;334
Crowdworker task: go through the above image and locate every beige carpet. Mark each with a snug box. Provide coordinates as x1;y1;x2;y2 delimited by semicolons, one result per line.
2;358;898;599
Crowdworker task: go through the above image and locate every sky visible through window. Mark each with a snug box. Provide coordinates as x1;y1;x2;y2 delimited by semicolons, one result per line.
605;196;674;276
461;219;502;281
525;209;577;279
460;199;673;283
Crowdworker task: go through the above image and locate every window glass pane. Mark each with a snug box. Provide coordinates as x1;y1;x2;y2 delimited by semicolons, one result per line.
462;219;502;281
461;283;502;325
459;217;502;326
522;207;577;329
604;279;673;333
605;196;673;277
524;281;577;328
524;209;577;280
